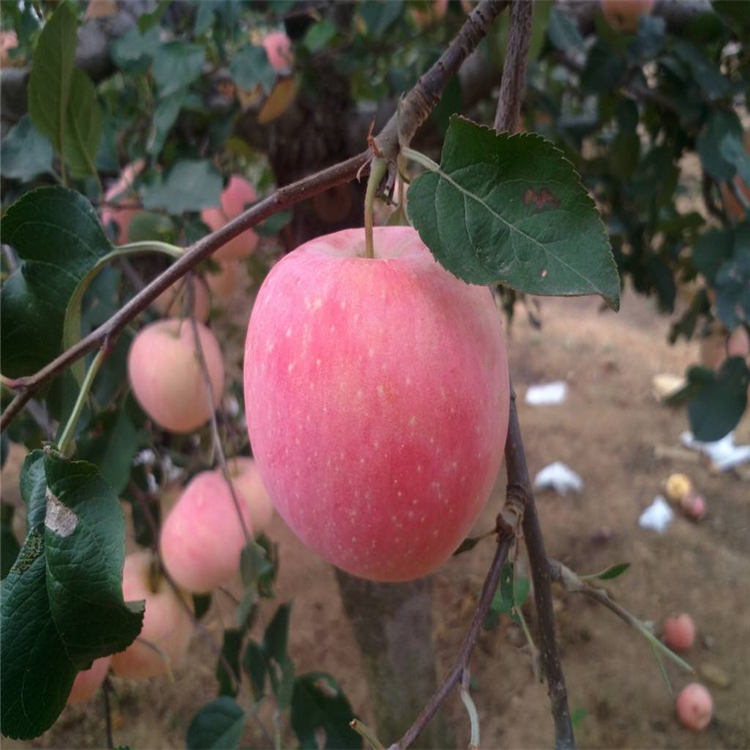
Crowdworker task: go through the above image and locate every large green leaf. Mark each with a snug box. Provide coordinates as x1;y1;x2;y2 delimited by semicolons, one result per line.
230;44;276;94
62;68;102;180
143;160;223;214
291;673;362;750
153;41;206;97
0;115;54;181
408;117;620;309
186;697;246;750
0;187;114;379
687;357;750;441
27;3;77;157
0;452;144;740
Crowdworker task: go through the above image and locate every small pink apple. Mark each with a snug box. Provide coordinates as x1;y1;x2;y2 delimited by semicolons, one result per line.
100;160;145;244
201;176;259;261
680;492;706;521
128;318;224;433
110;551;193;680
228;457;274;535
244;226;510;582
160;470;255;594
263;31;292;72
676;683;713;732
206;261;239;300
67;657;111;705
663;614;696;652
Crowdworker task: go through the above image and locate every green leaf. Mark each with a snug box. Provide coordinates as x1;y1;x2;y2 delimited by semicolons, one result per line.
137;0;169;33
142;160;223;214
291;673;362;750
216;628;243;698
359;0;403;37
408;117;620;309
186;697;246;750
452;534;489;556
195;2;215;35
76;410;139;494
302;20;336;53
485;562;530;629
581;562;631;581
719;132;750;185
147;90;186;157
126;211;177;244
715;224;750;330
240;540;274;586
264;602;292;665
547;6;584;51
672;40;730;101
0;115;54;181
0;187;114;379
229;44;276;95
687;357;750;441
27;3;77;158
153;42;206;98
581;39;626;94
693;228;733;285
193;593;212;621
0;453;144;740
111;25;160;71
242;640;266;701
62;68;102;179
696;110;743;182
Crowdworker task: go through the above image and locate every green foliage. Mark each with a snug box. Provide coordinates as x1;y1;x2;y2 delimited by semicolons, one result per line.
0;116;54;181
216;629;243;698
143;160;223;214
230;44;276;94
186;697;246;750
484;561;531;630
408;117;620;309
0;452;144;740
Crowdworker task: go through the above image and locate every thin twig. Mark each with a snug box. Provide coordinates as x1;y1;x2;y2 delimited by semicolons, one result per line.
494;0;534;132
387;532;515;750
505;391;575;750
1;0;510;433
186;278;252;546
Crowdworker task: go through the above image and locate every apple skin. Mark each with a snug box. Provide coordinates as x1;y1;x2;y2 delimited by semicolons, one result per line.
201;176;259;261
160;470;255;594
229;457;275;535
67;657;111;705
110;551;193;680
600;0;655;32
263;31;292;72
663;613;696;652
100;160;145;244
206;261;239;300
676;683;713;732
244;226;510;582
128;318;224;433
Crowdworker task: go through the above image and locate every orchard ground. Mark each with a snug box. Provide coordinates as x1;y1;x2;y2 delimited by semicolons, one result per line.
3;282;749;750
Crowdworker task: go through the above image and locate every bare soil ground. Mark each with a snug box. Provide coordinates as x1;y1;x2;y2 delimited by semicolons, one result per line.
5;285;750;750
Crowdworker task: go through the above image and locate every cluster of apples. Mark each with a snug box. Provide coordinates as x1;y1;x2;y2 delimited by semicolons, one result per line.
65;178;274;706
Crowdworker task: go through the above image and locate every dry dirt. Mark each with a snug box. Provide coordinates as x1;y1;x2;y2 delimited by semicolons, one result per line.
5;285;750;750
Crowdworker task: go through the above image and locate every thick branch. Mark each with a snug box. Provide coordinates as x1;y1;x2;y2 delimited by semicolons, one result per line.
494;0;534;132
506;393;575;750
1;0;509;433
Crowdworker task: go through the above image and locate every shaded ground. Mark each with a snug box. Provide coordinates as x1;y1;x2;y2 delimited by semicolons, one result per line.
5;285;749;750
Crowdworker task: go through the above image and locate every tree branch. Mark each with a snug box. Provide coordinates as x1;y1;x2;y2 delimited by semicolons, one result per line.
1;0;510;433
494;0;534;132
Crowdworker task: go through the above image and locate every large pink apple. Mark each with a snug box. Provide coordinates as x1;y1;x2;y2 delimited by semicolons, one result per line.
201;176;259;261
243;226;510;582
160;470;255;594
67;657;111;705
128;318;224;433
111;551;193;680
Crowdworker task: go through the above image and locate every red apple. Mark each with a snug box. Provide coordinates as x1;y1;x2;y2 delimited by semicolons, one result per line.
110;551;193;679
100;161;145;244
201;176;259;261
676;683;713;732
128;318;224;433
67;657;111;705
600;0;655;32
228;457;274;535
263;31;292;72
160;470;255;594
663;614;696;652
243;226;510;582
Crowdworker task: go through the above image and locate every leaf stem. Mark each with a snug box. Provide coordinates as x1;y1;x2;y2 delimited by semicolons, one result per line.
400;147;441;175
350;719;385;750
460;671;480;750
364;157;388;259
57;347;107;454
117;240;184;259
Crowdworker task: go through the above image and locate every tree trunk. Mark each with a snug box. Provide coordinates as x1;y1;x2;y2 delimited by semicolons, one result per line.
335;571;453;748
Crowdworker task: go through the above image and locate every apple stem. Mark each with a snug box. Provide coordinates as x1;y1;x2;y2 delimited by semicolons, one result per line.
57;347;108;455
364;157;388;259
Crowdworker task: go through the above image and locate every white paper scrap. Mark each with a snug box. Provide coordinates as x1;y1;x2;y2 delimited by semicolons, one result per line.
639;495;674;534
533;461;584;495
526;381;568;406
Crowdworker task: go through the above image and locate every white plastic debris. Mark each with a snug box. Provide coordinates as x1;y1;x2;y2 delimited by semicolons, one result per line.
639;495;674;534
680;431;750;472
525;381;568;406
533;461;584;495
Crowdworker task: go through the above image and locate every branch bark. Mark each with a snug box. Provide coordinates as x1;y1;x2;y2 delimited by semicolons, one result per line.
1;0;510;433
